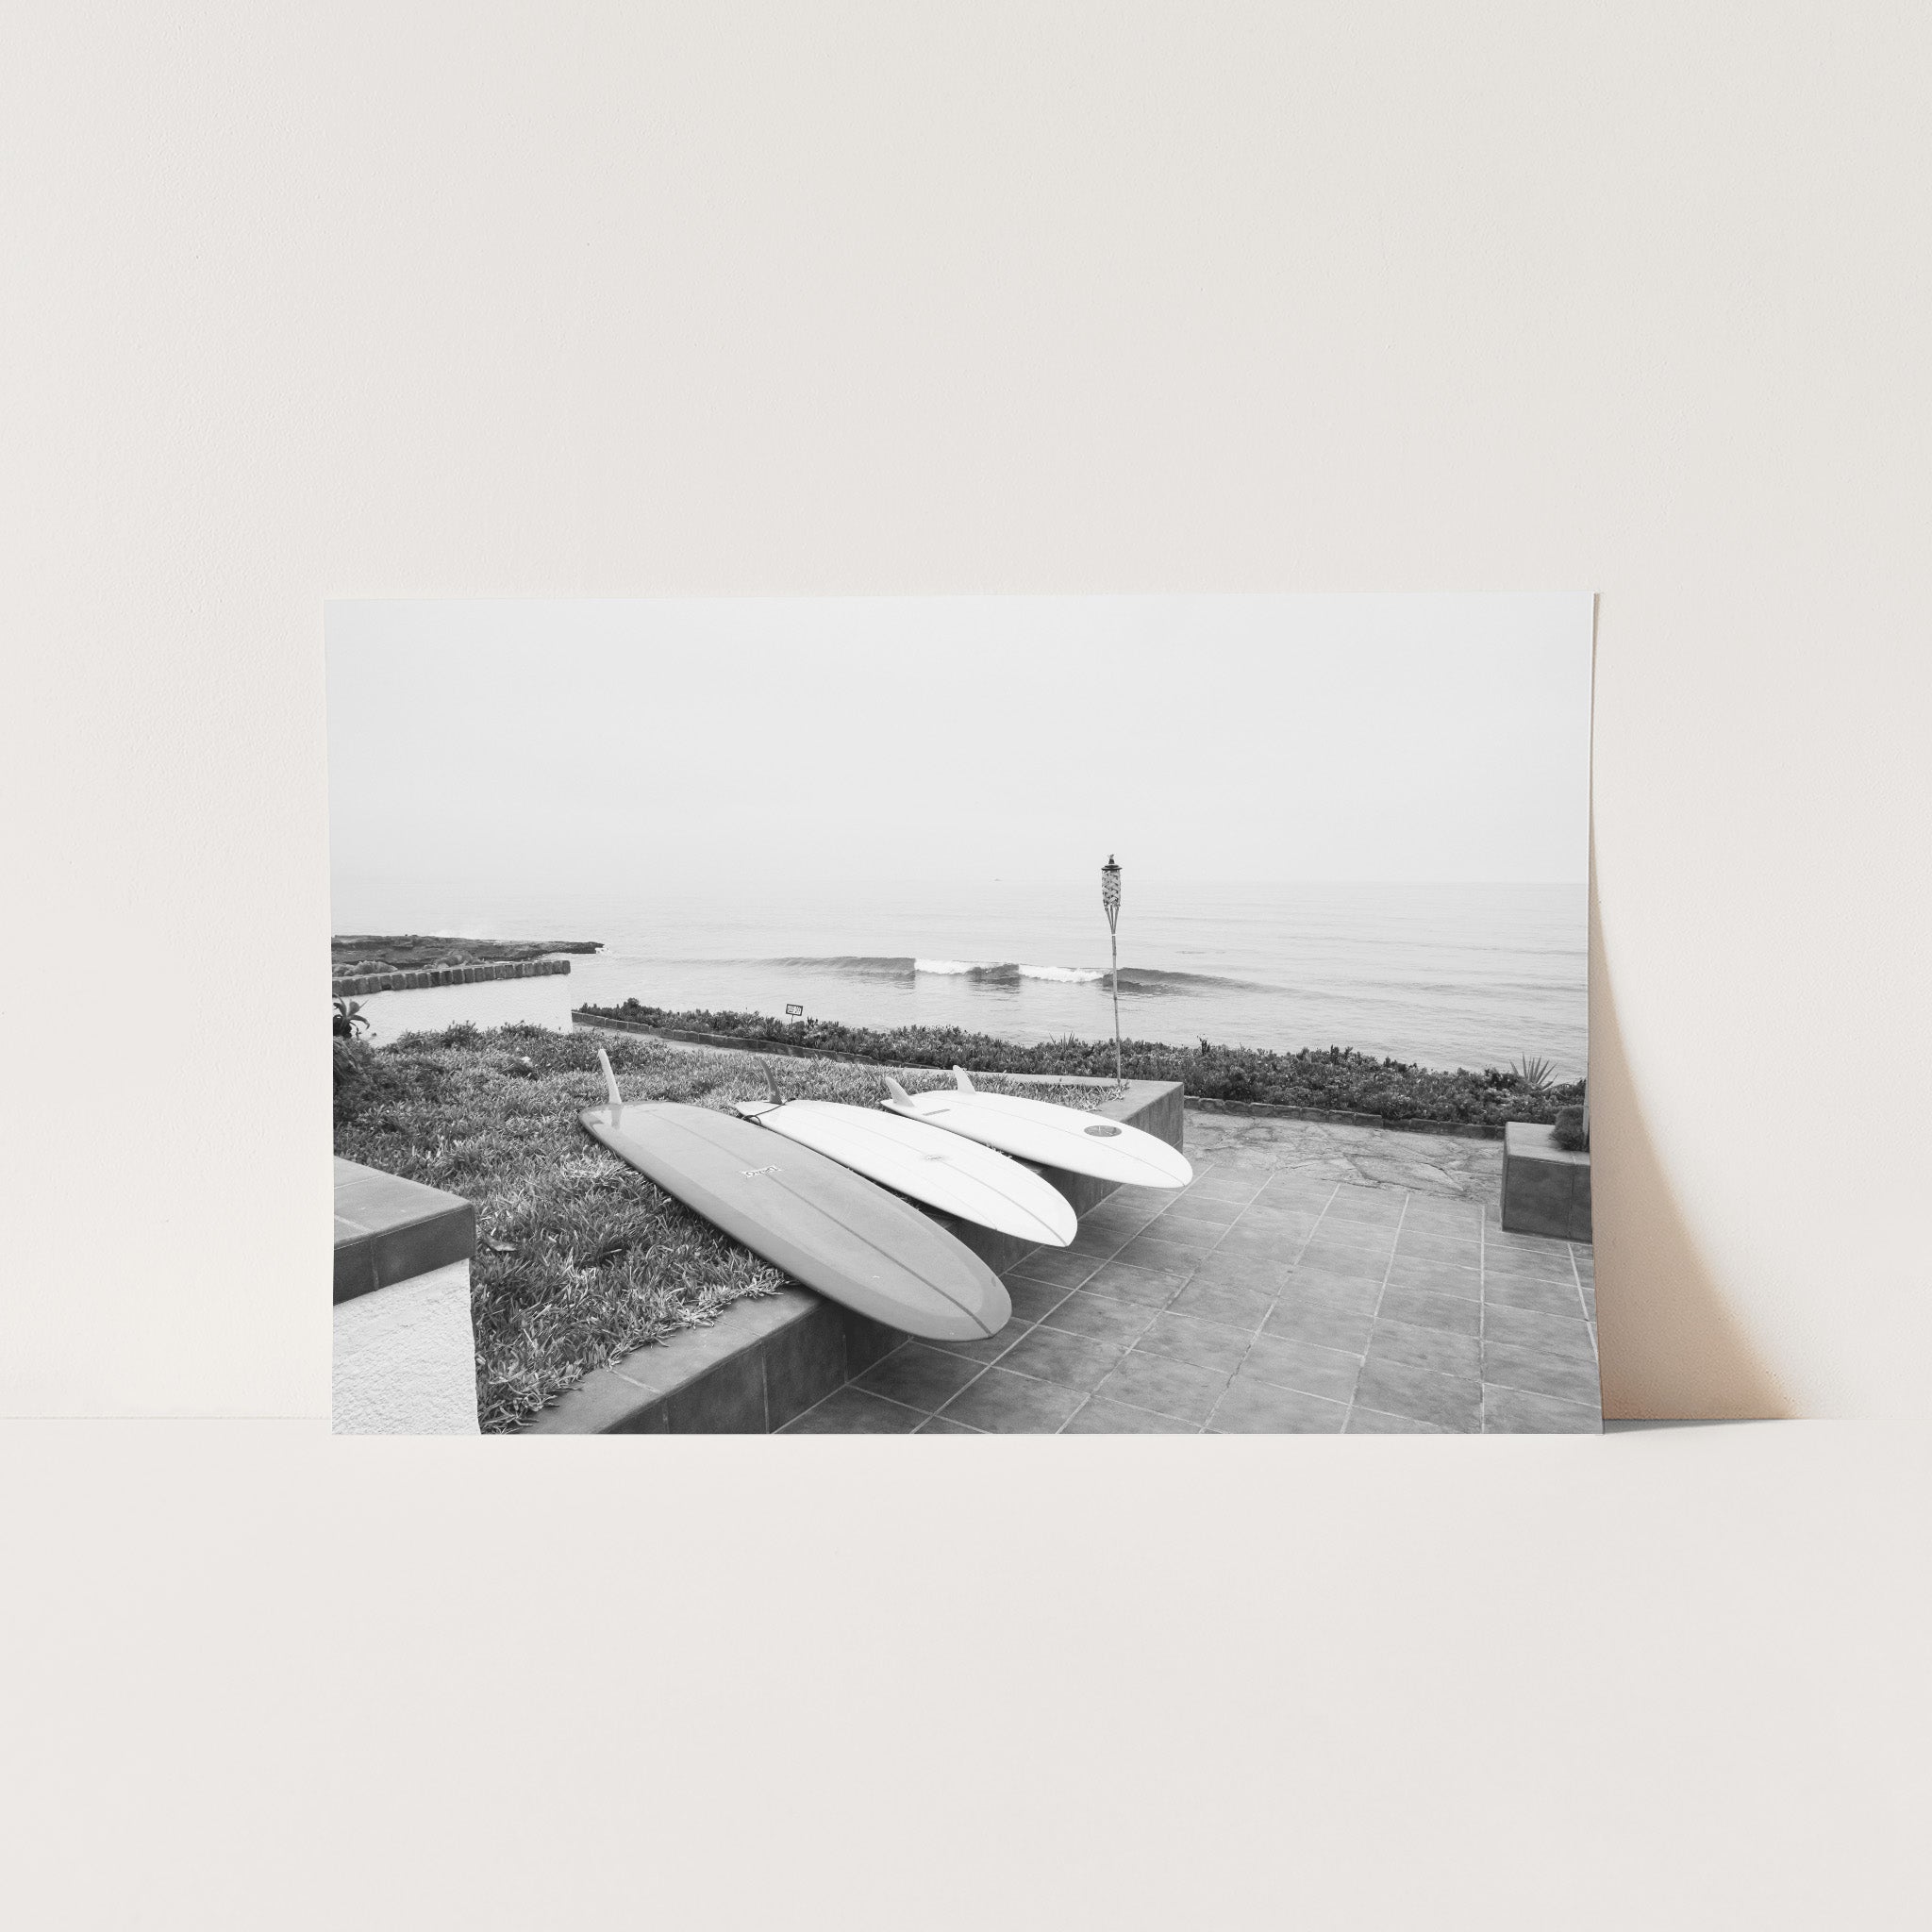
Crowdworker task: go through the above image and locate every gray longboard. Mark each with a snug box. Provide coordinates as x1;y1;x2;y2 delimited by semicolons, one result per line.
582;1054;1009;1342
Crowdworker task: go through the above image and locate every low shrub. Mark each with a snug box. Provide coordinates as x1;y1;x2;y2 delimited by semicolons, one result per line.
331;1034;444;1125
399;1020;482;1048
581;1001;1585;1126
1551;1106;1588;1152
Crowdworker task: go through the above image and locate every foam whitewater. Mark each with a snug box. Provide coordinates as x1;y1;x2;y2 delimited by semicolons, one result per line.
771;954;1257;991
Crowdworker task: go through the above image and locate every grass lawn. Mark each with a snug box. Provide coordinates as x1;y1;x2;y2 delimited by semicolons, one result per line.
333;1021;1119;1432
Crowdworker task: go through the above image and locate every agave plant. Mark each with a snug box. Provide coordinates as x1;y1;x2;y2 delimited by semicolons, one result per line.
333;996;369;1039
1513;1053;1556;1095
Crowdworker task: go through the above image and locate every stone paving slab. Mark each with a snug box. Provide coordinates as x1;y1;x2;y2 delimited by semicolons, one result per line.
780;1112;1600;1435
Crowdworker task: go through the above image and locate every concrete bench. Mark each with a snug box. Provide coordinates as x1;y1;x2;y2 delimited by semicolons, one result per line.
1500;1122;1592;1243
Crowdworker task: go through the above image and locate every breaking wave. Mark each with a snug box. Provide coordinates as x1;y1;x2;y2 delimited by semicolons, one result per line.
771;954;1258;992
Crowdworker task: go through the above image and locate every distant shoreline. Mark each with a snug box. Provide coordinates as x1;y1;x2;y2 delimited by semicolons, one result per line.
332;933;603;971
331;934;604;1002
335;958;575;998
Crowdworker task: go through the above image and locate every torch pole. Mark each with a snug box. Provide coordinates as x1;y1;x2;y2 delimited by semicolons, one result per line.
1101;854;1123;1084
1108;923;1122;1081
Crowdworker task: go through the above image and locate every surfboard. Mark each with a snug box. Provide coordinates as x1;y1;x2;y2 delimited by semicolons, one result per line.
582;1052;1009;1341
881;1068;1193;1189
733;1097;1078;1247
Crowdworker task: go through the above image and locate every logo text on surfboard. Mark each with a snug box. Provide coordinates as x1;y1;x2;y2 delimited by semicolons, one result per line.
740;1165;784;1177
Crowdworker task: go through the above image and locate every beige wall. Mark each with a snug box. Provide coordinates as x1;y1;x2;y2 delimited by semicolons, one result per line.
3;5;1925;1417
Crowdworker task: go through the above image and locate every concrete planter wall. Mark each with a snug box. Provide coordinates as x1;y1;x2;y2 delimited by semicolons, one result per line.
1500;1123;1592;1243
333;1158;481;1434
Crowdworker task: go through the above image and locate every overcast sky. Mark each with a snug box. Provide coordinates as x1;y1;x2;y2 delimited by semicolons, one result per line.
327;594;1591;897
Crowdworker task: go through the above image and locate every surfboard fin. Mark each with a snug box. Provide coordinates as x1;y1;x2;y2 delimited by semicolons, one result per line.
883;1076;912;1105
597;1047;623;1108
952;1066;975;1091
761;1058;785;1104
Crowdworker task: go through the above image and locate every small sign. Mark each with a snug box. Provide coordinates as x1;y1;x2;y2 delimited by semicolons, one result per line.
785;1004;804;1017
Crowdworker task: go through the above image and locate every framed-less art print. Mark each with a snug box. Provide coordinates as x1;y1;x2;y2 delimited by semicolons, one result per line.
327;594;1596;1436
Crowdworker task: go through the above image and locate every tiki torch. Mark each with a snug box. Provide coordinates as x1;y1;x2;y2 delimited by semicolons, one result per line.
1101;854;1123;1082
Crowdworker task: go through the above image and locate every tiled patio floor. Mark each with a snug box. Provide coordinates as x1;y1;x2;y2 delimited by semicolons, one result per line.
781;1113;1599;1435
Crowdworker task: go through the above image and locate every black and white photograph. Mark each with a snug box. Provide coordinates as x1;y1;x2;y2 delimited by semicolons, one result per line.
329;593;1597;1434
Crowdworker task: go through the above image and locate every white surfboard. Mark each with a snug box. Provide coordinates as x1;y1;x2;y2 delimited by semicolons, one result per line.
586;1054;1008;1341
733;1096;1077;1247
881;1068;1192;1189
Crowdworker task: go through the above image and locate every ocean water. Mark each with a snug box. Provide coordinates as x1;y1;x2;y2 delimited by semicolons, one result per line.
334;879;1588;1078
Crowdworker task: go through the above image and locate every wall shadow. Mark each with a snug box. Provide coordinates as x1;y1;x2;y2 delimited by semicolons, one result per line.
1591;895;1793;1420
